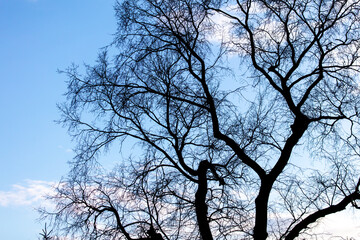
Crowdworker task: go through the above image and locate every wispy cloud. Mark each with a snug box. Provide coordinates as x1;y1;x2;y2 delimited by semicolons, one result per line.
0;180;55;207
58;145;73;154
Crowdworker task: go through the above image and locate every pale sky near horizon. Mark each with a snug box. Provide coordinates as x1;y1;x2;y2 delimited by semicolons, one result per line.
0;0;359;239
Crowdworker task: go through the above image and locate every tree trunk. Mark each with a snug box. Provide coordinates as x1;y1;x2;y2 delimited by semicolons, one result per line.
195;161;213;240
253;181;272;240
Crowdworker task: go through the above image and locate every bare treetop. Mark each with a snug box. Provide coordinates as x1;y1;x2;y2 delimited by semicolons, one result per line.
43;0;360;239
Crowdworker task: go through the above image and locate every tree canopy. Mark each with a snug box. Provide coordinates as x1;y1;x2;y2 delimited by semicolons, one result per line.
43;0;360;239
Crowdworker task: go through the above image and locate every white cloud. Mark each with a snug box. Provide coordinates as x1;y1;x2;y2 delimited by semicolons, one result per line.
308;209;360;239
207;12;233;43
0;180;55;207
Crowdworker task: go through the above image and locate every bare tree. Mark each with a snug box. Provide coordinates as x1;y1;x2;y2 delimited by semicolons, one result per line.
39;223;54;240
43;0;360;239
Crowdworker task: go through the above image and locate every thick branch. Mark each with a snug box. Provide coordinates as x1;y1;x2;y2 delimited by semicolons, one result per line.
285;192;360;240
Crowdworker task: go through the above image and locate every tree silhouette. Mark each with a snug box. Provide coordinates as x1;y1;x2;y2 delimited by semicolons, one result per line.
39;223;53;240
43;0;360;239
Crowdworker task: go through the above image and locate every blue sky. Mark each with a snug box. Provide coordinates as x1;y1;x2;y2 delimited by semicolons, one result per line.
0;0;115;238
0;0;359;239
